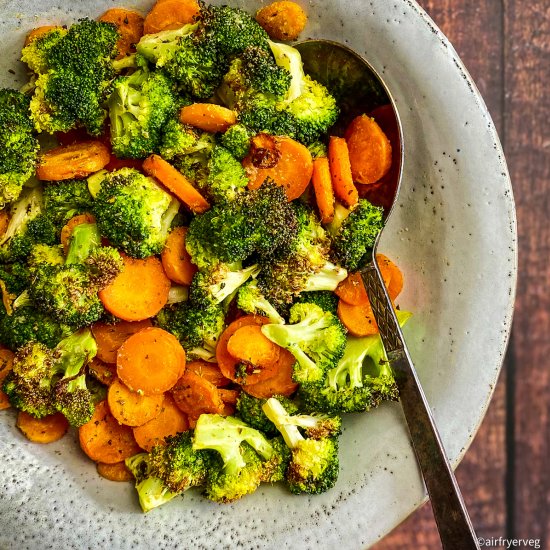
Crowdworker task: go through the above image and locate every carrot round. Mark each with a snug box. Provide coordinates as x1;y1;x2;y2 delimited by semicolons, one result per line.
335;272;369;306
37;141;111;181
243;135;313;201
345;114;392;185
99;8;144;59
311;156;335;223
226;325;281;370
186;360;231;387
161;226;197;285
79;400;141;464
117;327;186;395
96;460;134;482
99;254;171;321
328;136;358;208
255;1;307;41
16;411;69;443
218;388;240;405
132;394;189;452
337;299;378;337
377;253;403;300
171;371;225;418
91;319;153;364
179;103;236;133
0;348;15;410
24;25;61;47
244;348;298;398
88;357;118;386
107;378;165;427
60;213;96;254
142;154;210;214
143;0;200;35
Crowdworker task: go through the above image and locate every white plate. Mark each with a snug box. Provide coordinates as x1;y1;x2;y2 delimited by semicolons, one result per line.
0;1;516;548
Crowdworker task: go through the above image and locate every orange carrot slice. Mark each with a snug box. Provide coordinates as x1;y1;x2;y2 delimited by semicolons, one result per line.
143;0;200;35
328;136;358;208
311;156;335;223
16;411;69;443
337;299;378;336
99;8;144;59
179;103;237;133
185;360;231;387
161;226;197;285
96;460;134;482
171;371;225;418
243;348;298;398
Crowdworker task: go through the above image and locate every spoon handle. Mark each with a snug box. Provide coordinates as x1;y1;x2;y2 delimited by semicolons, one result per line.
360;263;480;550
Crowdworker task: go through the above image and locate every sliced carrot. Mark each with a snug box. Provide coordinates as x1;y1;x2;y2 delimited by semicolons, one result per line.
117;327;186;395
337;299;378;337
161;226;197;285
99;254;171;321
16;411;69;443
99;8;144;59
107;378;165;427
311;156;335;223
24;25;61;47
218;388;240;405
335;272;369;306
132;394;189;452
0;348;15;410
255;1;307;41
179;103;236;133
91;319;153;364
37;141;111;181
377;253;403;300
328;136;358;208
143;0;200;35
142;154;210;214
79;400;141;464
60;213;96;254
226;325;281;370
171;371;225;418
185;360;231;387
88;357;117;386
96;460;134;482
0;209;10;238
345;114;392;185
244;348;298;398
243;135;313;201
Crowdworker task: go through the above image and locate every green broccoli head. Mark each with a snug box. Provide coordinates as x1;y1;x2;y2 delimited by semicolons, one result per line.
108;66;178;159
93;168;180;258
328;200;385;271
26;19;119;135
0;262;30;297
0;89;39;207
261;303;347;384
294;291;339;316
219;123;252;160
158;119;200;160
43;178;94;228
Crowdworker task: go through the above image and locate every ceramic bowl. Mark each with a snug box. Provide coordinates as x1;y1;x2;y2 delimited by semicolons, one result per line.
0;1;516;548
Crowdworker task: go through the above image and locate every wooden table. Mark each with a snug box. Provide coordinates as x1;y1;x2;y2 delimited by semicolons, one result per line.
373;1;549;548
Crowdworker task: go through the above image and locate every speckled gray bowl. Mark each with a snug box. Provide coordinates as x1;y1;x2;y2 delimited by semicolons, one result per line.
0;1;516;548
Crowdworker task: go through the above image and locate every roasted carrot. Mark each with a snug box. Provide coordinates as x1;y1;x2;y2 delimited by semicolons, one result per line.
16;411;69;443
143;0;200;35
142;154;210;214
99;8;144;59
218;388;240;405
37;141;111;181
161;226;197;285
311;156;335;223
88;357;117;386
107;378;165;427
255;1;307;41
179;103;237;133
132;394;189;452
96;461;134;482
345;114;392;185
328;136;358;208
243;135;313;201
0;209;9;238
0;348;15;410
91;319;153;364
79;400;141;463
171;371;225;418
117;327;186;395
186;360;231;387
99;254;171;321
337;299;378;337
226;325;281;370
24;25;61;47
243;348;298;398
60;213;96;254
377;253;404;300
335;272;369;306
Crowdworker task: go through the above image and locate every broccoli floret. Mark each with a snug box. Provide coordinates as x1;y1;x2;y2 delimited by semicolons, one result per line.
158;120;200;160
29;223;122;328
307;141;328;159
0;89;40;207
43;179;94;228
262;397;340;494
192;414;274;503
261;303;347;384
0;262;30;296
235;392;298;436
328;200;384;271
236;279;285;324
300;310;412;414
201;145;249;203
294;291;339;316
220;124;252;160
155;300;225;362
2;329;98;426
24;20;119;135
92;168;180;258
108;65;178;159
171;131;216;189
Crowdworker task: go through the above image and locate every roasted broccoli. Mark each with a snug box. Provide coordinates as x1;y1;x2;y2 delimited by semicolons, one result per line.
92;168;180;258
294;291;339;316
158;119;201;160
220;123;252;160
0;89;39;207
43;178;94;229
236;279;285;324
236;392;299;435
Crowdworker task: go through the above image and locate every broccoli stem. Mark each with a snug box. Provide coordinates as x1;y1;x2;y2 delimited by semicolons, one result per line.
65;223;101;265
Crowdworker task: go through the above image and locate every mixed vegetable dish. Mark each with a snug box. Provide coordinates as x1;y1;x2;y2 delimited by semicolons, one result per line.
0;0;410;511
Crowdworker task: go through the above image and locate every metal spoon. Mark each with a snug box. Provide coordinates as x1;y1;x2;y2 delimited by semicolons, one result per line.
295;40;481;550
